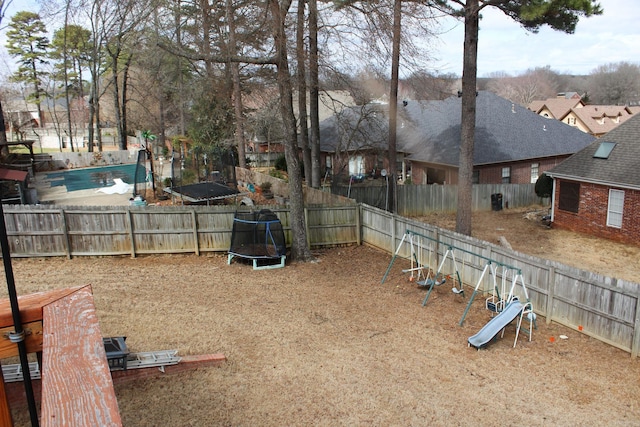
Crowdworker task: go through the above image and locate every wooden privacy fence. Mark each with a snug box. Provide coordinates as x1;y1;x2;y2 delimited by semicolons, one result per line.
1;204;360;258
361;204;640;358
2;203;639;357
335;183;550;215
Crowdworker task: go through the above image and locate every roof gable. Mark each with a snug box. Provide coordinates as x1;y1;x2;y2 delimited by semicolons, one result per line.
529;98;584;119
568;105;635;135
548;113;640;189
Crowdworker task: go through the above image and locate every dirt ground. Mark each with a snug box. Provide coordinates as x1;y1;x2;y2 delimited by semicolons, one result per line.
6;207;640;426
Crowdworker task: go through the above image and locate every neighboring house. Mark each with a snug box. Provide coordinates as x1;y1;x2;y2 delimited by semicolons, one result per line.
3;98;40;138
546;114;640;245
528;94;637;137
247;89;356;165
528;94;584;120
318;92;594;186
319;103;395;180
561;105;636;137
399;91;596;185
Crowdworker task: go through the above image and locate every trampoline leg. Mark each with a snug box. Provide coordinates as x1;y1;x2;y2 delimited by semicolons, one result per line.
252;256;286;270
227;254;234;265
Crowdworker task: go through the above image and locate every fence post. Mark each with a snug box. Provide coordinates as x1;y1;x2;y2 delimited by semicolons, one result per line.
126;209;136;258
545;266;556;325
631;292;640;358
390;212;396;254
191;210;199;256
60;209;72;259
355;204;361;246
304;207;310;248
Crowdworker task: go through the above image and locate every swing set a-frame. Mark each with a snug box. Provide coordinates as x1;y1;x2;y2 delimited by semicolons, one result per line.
382;229;536;329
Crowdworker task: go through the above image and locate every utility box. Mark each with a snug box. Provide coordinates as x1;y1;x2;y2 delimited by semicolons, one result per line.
103;336;129;371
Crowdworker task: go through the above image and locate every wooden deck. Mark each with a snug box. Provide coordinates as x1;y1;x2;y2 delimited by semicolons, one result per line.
0;286;122;426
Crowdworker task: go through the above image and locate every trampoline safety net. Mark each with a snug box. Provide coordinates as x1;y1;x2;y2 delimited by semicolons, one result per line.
228;209;286;270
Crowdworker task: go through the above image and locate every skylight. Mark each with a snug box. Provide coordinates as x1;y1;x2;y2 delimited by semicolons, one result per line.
593;141;616;159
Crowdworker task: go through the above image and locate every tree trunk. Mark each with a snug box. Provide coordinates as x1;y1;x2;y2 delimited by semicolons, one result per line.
63;4;76;152
308;0;321;189
226;0;247;169
269;0;314;262
119;54;133;150
0;101;8;157
296;0;311;184
387;0;402;213
455;0;479;236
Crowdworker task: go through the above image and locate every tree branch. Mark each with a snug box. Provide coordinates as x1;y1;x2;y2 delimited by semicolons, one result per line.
156;42;276;65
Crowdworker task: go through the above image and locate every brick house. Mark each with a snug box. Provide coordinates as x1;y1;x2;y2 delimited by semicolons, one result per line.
399;92;595;184
320;103;403;182
546;114;640;245
528;94;638;137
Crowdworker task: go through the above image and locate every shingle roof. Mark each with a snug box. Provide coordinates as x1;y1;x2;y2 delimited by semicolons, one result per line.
399;91;595;166
547;113;640;189
568;105;635;135
529;97;583;118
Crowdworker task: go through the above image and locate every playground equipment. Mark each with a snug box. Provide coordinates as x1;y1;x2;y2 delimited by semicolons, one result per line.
228;209;286;270
382;230;465;305
467;298;535;349
420;245;464;306
383;230;537;347
382;230;431;284
461;261;537;348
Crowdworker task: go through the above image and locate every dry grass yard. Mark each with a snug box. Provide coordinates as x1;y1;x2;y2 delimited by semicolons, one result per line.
4;207;640;426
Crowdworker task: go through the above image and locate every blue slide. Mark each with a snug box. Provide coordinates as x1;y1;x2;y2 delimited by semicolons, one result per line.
468;300;524;349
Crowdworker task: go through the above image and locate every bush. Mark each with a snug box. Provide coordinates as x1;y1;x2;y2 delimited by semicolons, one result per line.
274;155;287;171
260;181;272;192
181;169;197;185
269;169;286;180
535;173;553;198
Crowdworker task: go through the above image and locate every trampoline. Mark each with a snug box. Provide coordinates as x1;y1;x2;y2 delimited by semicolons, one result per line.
228;209;286;270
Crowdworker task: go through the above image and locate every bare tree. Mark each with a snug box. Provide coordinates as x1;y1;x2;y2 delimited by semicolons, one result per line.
587;62;640;105
486;66;560;106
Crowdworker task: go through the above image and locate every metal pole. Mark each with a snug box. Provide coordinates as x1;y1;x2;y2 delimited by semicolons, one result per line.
0;202;39;426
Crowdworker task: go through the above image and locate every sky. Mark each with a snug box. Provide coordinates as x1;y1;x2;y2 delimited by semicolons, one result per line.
2;0;639;78
432;0;640;77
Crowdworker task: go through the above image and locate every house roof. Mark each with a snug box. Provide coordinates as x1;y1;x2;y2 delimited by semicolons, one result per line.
399;91;595;166
547;113;640;190
319;104;390;153
528;97;584;118
567;105;635;135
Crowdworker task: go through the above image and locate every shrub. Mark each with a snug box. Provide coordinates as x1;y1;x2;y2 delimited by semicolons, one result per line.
260;181;272;192
535;173;553;198
274;155;287;171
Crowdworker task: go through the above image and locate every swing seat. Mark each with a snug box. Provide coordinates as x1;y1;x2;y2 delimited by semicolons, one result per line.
417;277;446;288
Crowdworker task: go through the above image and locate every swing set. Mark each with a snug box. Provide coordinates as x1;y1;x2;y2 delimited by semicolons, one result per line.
382;229;536;333
381;230;466;305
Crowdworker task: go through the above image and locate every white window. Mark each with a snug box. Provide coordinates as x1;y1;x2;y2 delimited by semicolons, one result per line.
501;167;511;184
607;189;624;228
530;163;539;183
349;155;364;177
